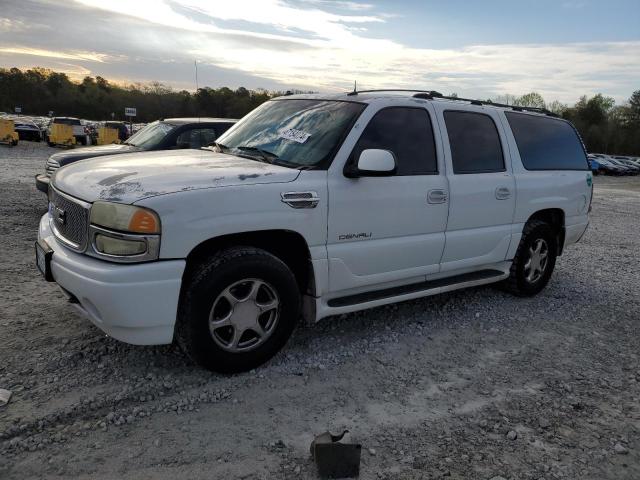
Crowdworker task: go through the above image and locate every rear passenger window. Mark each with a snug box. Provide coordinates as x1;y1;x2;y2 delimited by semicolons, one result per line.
505;112;588;170
352;107;437;175
444;111;504;174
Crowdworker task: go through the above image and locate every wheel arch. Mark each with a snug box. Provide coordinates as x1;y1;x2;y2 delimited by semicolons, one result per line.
182;229;316;296
525;208;566;255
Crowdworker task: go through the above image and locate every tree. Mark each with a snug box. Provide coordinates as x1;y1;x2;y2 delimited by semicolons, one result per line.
514;92;546;109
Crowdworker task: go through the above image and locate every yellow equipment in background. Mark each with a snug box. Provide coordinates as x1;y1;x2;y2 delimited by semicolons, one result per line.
97;127;120;145
0;119;19;146
49;123;76;147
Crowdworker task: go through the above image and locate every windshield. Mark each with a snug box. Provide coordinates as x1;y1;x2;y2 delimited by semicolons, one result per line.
125;121;173;149
215;99;365;169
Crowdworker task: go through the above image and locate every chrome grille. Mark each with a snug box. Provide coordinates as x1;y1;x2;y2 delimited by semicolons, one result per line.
45;158;60;178
49;188;89;251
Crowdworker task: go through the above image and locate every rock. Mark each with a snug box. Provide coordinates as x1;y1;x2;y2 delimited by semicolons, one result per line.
614;443;629;454
368;448;377;456
506;430;517;440
538;417;551;429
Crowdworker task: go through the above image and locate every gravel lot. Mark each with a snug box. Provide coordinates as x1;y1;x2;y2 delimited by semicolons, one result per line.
1;141;639;479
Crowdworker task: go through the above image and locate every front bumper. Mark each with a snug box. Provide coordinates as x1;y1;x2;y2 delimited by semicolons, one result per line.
38;214;185;345
35;174;49;193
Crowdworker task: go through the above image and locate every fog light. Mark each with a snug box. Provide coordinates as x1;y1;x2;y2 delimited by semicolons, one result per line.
95;234;146;256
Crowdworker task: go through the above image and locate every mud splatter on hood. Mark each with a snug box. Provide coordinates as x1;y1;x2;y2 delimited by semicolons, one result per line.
52;149;301;203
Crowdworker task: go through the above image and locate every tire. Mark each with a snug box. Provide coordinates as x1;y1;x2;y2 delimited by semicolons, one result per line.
501;220;558;296
176;246;301;373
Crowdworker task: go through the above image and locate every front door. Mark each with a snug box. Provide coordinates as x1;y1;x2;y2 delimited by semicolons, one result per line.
327;104;449;293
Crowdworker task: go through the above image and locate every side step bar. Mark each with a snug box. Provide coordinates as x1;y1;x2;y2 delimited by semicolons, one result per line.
327;269;505;308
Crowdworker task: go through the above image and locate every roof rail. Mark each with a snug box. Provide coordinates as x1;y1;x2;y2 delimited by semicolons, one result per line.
346;89;442;98
419;93;557;116
344;88;557;117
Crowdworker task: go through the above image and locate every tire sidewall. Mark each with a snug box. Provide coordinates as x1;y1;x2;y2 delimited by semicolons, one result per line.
514;224;557;295
181;251;300;373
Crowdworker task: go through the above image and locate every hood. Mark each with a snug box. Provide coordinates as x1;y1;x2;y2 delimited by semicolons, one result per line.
51;143;139;166
52;149;301;203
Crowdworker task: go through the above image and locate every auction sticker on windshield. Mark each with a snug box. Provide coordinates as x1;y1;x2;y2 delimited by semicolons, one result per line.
279;128;311;144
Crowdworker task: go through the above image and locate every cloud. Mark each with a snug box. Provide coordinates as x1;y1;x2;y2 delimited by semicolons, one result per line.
0;0;638;104
0;47;110;63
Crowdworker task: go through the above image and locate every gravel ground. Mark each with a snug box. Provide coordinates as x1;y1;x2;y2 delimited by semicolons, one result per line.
1;141;639;480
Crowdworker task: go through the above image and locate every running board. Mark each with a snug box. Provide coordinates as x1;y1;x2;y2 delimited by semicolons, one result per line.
327;269;506;308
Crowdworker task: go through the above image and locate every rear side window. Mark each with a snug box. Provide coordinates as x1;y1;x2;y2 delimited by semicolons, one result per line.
353;107;437;175
444;111;504;174
505;112;588;170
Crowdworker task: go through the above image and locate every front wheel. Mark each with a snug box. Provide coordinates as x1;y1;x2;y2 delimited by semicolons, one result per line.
501;220;558;296
176;247;300;373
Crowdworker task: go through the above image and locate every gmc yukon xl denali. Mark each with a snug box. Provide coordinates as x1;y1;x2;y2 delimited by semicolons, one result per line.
36;91;592;373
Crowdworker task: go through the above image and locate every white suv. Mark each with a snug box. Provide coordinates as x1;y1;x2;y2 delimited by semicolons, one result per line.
36;91;592;372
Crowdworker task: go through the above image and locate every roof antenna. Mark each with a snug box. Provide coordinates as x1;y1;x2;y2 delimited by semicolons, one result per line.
194;60;201;123
347;80;358;96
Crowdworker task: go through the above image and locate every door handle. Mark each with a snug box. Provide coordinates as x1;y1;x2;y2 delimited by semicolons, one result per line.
427;189;448;204
495;186;511;200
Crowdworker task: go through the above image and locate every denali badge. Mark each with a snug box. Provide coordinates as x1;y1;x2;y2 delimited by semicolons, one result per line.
338;232;372;241
53;206;66;226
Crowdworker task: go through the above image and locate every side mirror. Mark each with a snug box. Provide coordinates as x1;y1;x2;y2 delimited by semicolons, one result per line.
345;149;397;178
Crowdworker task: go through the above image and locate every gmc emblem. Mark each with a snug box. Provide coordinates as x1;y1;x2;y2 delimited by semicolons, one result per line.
54;206;66;226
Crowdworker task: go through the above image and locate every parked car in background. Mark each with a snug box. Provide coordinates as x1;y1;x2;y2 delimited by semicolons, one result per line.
36;117;236;193
606;157;638;174
587;156;600;175
13;117;42;141
45;117;91;146
35;91;592;372
612;157;640;173
594;157;626;175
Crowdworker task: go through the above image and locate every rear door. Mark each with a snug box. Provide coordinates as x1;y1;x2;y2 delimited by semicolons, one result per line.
327;102;449;293
435;106;516;272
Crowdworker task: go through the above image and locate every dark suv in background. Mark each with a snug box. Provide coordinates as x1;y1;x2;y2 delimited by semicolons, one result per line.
36;117;236;194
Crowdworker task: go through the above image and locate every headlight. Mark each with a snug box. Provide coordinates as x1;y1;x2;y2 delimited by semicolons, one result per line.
88;202;161;263
90;202;160;234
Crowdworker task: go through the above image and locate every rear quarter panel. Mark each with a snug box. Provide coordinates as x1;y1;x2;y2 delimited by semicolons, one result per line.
497;111;591;253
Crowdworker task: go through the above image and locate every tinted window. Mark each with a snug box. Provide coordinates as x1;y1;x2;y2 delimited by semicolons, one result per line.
505;113;588;170
444;111;504;174
352;107;437;175
176;128;218;149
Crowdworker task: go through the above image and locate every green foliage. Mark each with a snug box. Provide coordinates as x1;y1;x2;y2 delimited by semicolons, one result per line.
1;67;638;155
514;92;546;109
0;67;279;122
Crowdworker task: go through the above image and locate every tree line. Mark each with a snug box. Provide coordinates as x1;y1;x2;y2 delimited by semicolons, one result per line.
0;67;277;122
1;67;639;155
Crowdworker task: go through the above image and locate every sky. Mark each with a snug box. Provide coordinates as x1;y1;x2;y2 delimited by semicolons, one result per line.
1;0;639;104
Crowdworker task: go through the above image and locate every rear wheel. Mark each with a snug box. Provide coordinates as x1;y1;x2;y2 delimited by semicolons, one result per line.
501;220;558;296
176;247;300;373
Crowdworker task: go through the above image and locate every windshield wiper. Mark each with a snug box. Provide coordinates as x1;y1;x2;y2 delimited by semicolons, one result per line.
235;146;279;164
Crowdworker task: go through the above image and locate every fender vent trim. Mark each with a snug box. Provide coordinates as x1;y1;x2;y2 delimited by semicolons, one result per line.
281;191;319;209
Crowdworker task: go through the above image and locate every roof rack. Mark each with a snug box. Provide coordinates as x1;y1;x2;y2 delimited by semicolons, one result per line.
346;89;442;98
345;89;557;117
